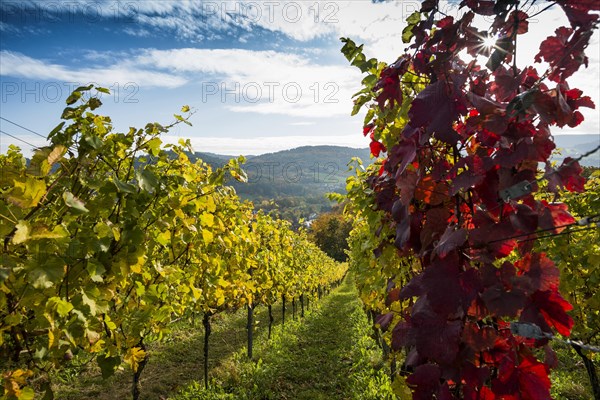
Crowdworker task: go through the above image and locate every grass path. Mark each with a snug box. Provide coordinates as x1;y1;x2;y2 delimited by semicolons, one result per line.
174;274;393;399
248;276;382;399
54;275;392;400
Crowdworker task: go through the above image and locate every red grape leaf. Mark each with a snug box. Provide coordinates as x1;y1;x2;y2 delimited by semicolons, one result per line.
493;356;551;399
374;56;409;110
435;227;467;258
450;155;486;195
509;203;538;234
537;200;576;233
370;140;386;157
521;290;573;336
515;253;559;292
481;284;527;318
388;139;417;176
400;273;424;299
391;319;415;350
463;323;498;352
503;11;529;36
535;27;591;82
421;207;452;251
412;300;462;364
422;255;463;315
556;0;600;29
406;364;442;400
375;312;394;331
545;158;586;193
396;169;418;206
544;345;559;369
404;80;466;145
415;176;449;205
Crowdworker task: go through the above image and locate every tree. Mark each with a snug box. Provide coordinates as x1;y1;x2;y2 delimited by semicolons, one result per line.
309;207;352;262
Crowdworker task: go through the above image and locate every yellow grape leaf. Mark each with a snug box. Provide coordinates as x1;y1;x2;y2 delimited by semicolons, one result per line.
29;224;68;240
202;229;214;244
156;230;171;246
206;196;217;213
19;386;35;400
129;254;146;274
9;369;33;384
112;226;121;241
201;213;214;227
12;221;30;245
90;339;105;353
124;347;146;372
7;178;46;208
190;285;202;301
215;290;225;307
2;369;34;399
47;144;66;166
47;329;56;349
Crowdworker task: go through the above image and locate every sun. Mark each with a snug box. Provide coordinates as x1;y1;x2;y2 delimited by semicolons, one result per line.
483;36;496;49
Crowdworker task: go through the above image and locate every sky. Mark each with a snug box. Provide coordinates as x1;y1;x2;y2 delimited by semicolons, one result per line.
1;0;599;157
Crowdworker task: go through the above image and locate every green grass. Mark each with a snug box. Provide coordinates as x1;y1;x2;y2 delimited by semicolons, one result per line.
550;344;594;399
172;276;394;399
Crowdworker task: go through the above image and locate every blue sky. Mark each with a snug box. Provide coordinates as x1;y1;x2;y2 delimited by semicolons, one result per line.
1;0;598;156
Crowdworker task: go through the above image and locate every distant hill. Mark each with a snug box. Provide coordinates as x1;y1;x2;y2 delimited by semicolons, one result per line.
195;145;372;197
553;134;599;167
194;145;373;225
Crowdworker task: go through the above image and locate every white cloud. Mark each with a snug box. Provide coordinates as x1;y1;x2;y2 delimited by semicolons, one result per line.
0;46;361;118
133;48;362;117
289;122;316;126
0;51;187;88
123;27;151;37
162;133;365;155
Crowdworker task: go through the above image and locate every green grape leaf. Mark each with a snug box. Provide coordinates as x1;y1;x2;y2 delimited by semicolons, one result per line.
113;177;136;194
47;297;73;317
63;191;89;214
97;355;121;379
146;138;162;156
136;168;158;192
65;91;82;105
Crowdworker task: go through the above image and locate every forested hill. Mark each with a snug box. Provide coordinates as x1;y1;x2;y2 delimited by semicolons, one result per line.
193;145;373;224
195;146;373;194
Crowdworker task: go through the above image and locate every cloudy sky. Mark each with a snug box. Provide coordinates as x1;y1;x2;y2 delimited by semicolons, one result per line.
1;0;598;156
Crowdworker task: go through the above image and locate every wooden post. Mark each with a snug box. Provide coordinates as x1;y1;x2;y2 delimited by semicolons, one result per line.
203;313;211;390
247;303;254;359
282;295;286;326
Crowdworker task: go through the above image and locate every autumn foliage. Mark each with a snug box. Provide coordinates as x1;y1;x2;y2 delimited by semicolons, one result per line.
342;0;598;398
